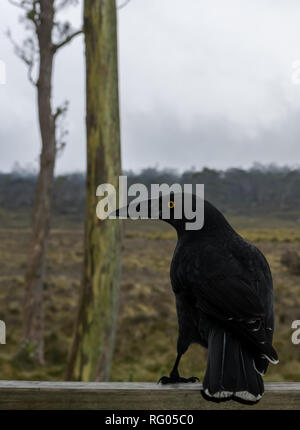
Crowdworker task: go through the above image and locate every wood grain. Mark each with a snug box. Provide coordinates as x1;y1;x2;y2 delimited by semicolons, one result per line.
0;381;299;410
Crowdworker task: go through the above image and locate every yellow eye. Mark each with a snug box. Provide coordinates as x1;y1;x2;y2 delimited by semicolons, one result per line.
168;201;175;209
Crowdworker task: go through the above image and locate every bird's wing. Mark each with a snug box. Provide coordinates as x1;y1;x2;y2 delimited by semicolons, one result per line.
181;250;277;363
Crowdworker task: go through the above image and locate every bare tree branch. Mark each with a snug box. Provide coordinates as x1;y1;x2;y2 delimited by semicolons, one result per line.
117;0;131;10
53;100;69;155
26;56;36;85
53;100;69;122
6;29;37;86
8;0;31;10
27;0;40;29
8;0;40;30
52;28;83;52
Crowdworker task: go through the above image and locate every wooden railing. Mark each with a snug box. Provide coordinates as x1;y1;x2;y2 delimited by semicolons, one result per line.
0;381;299;409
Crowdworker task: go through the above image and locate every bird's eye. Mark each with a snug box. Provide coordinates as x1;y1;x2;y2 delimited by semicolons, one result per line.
168;201;175;209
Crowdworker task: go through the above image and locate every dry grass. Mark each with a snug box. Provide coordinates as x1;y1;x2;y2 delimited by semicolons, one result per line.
0;214;300;382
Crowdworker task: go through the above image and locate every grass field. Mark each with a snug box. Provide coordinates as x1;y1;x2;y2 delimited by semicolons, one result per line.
0;210;300;382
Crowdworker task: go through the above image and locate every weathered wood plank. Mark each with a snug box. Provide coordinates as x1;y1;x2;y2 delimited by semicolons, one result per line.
0;382;299;410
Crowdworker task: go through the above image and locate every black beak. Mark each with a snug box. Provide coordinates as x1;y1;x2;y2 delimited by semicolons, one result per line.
109;205;128;218
109;199;162;219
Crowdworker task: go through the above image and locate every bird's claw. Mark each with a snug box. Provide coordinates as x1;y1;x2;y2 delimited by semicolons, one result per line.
158;375;199;384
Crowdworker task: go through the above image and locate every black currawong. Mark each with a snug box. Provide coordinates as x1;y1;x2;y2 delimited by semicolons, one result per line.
113;194;278;404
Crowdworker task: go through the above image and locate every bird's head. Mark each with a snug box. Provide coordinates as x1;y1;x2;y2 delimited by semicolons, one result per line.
111;192;204;233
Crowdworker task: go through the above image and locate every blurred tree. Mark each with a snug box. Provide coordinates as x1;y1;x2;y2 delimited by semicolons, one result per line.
8;0;82;364
3;165;300;217
65;0;122;381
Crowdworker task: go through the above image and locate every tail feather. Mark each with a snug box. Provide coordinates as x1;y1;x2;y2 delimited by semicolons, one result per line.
202;329;265;404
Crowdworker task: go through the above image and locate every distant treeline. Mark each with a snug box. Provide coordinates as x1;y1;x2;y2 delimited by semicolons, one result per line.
1;164;300;218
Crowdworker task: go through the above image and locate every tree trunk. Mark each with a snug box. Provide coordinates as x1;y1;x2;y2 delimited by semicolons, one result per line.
20;0;56;365
66;0;122;381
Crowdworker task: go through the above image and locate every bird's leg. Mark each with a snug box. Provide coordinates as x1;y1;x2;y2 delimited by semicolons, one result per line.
158;353;199;384
169;353;182;378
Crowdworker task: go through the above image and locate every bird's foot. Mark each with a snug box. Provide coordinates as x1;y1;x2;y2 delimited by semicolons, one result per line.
158;375;199;384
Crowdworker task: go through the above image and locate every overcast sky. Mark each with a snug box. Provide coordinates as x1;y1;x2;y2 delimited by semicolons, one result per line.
1;0;300;174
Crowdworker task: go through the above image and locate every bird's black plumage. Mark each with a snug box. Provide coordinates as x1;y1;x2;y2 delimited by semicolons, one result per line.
164;198;278;403
114;194;278;404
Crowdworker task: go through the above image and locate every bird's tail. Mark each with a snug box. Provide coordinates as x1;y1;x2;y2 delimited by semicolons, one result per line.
202;328;264;404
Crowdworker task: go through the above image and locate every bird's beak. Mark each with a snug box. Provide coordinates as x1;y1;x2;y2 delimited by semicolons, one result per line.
109;205;129;219
109;199;160;219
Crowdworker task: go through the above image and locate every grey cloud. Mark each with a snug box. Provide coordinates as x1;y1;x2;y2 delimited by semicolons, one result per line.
1;0;300;173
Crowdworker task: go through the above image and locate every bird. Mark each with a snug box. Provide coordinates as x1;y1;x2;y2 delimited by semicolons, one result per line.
113;192;278;404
